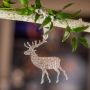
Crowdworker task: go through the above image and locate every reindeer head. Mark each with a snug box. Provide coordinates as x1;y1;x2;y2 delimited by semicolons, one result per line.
24;35;48;55
24;42;34;55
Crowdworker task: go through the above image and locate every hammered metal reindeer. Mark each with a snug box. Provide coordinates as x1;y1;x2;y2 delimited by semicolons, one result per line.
24;35;68;84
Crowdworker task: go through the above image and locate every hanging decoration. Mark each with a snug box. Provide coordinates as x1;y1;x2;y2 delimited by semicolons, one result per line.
24;35;68;84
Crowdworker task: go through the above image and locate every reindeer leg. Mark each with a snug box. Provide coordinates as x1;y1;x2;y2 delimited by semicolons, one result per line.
59;66;68;80
41;70;45;84
54;69;60;83
45;70;51;83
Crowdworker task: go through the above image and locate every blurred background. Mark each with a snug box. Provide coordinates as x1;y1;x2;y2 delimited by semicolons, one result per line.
0;0;90;90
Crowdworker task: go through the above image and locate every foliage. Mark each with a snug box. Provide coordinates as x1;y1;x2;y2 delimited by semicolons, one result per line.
19;0;28;6
0;0;89;52
62;25;89;52
40;16;51;29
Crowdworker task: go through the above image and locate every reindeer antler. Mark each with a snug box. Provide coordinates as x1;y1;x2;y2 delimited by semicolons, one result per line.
32;35;48;49
24;42;31;48
24;35;48;49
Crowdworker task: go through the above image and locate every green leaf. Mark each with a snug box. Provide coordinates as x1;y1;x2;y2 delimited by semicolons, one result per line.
70;26;89;32
40;16;51;29
49;22;53;30
47;9;57;15
71;37;78;52
66;25;72;32
28;6;35;12
56;10;81;20
79;37;88;48
2;0;10;8
0;0;15;8
62;26;71;42
35;0;41;9
19;0;28;5
45;22;53;34
16;8;27;15
62;3;74;10
56;12;75;20
4;0;15;4
35;13;40;22
16;7;34;15
72;10;81;18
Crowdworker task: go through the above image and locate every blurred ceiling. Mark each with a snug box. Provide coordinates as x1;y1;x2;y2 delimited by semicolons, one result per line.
0;0;90;17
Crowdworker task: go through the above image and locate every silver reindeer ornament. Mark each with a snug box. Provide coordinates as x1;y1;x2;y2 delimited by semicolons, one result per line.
24;35;68;84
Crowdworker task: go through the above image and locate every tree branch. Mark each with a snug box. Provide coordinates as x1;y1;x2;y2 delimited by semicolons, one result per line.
0;10;90;33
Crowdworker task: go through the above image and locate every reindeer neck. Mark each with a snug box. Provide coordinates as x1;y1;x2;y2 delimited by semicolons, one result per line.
31;51;38;58
30;50;39;66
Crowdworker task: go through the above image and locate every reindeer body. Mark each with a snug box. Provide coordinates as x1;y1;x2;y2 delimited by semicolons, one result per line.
24;37;68;84
33;56;61;70
37;57;61;69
